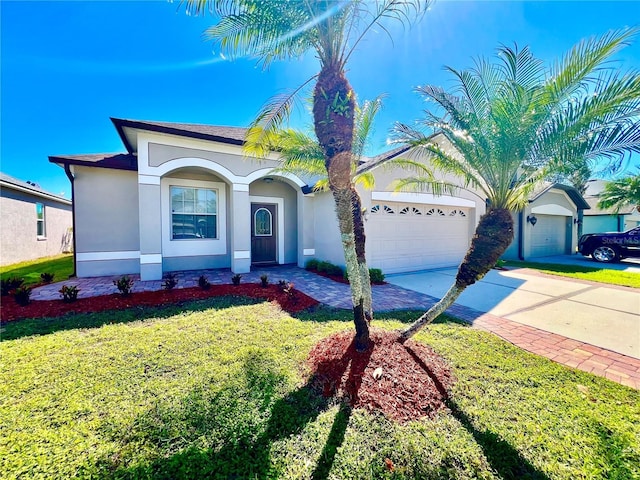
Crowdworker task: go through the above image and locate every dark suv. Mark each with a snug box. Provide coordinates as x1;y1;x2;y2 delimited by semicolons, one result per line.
578;226;640;263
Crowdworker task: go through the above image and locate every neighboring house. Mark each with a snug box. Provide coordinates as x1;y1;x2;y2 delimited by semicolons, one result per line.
581;179;640;233
49;118;587;280
0;172;73;266
502;183;590;260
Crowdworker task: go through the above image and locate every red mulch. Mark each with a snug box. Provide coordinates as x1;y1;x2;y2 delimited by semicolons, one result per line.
307;329;455;423
0;284;319;323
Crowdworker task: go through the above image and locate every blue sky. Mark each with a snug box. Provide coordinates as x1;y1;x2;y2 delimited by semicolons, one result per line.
2;0;639;198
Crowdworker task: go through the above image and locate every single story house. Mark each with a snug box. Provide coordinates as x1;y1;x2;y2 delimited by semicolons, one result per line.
0;172;73;266
502;183;590;260
49;118;588;280
581;179;640;234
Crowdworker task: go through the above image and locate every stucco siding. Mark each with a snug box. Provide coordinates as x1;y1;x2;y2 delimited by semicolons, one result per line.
364;149;485;225
149;143;281;177
76;258;139;277
0;189;72;265
312;191;344;267
74;166;140;253
163;254;231;272
501;212;521;260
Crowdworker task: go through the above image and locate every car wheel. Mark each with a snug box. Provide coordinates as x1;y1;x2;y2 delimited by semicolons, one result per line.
592;246;619;263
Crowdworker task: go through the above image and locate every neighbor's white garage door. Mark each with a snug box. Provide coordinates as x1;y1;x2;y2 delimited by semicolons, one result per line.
366;202;472;274
530;214;568;257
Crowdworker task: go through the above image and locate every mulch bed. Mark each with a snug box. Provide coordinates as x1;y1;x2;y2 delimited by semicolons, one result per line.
0;284;319;323
307;329;455;423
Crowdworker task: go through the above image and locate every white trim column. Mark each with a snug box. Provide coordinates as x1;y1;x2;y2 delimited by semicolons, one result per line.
138;173;163;280
298;191;315;267
231;184;251;273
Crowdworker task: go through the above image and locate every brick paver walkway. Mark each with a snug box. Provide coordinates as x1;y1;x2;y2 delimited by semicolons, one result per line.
31;265;640;389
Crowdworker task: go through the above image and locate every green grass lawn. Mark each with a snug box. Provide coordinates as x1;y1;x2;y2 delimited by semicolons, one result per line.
0;254;73;287
1;299;638;479
505;260;640;288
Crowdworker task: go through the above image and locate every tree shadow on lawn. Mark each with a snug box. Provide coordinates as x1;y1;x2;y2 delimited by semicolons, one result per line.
2;298;447;343
0;296;265;341
87;343;368;480
406;344;550;480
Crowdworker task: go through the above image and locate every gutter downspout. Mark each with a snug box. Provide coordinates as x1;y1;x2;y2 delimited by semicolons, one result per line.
518;210;525;260
64;164;77;278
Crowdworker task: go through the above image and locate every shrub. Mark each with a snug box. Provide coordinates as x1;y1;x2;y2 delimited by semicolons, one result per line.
162;273;178;291
277;279;296;301
40;272;55;283
114;276;134;296
59;285;80;303
260;274;269;288
14;286;32;306
316;261;332;274
494;259;507;269
232;274;242;286
316;261;343;276
198;275;211;290
328;263;343;276
1;277;24;296
369;268;385;284
305;258;319;271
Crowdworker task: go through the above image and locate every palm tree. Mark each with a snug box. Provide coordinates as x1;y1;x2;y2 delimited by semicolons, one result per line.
268;97;383;318
183;0;431;351
392;29;640;342
597;173;640;213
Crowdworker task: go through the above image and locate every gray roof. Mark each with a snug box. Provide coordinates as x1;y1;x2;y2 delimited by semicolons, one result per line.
111;118;248;153
356;145;412;174
49;119;249;170
49;153;137;171
0;172;71;204
583;195;635;215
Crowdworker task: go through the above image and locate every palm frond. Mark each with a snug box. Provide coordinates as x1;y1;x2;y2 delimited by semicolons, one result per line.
243;76;317;158
597;174;640;212
341;0;432;65
391;177;460;197
353;171;375;189
353;95;385;159
191;0;318;67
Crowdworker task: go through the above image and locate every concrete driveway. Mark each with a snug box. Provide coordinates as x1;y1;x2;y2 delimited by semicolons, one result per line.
387;262;640;359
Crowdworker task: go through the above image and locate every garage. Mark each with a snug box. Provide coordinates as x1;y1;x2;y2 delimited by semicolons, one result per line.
529;214;570;257
366;201;473;273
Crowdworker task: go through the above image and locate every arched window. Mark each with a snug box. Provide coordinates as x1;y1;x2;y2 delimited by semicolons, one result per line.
254;208;273;236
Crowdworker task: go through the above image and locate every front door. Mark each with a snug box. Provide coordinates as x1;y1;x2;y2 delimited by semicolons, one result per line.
251;203;277;264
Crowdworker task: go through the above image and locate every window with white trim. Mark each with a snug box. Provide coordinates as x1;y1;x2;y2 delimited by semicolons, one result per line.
36;202;45;237
170;186;217;239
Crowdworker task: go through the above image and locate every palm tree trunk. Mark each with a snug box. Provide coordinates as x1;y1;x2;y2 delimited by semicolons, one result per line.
399;208;514;343
314;64;371;351
351;187;373;319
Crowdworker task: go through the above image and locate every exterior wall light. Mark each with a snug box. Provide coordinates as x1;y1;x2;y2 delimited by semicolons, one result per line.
263;177;274;183
527;215;538;226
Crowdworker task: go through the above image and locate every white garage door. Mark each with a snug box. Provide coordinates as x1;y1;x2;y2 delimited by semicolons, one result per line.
366;202;472;274
530;214;568;257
